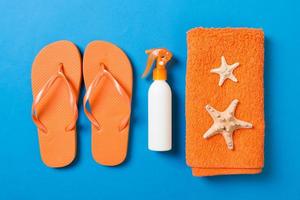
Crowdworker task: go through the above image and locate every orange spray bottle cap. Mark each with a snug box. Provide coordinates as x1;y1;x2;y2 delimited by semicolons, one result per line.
142;48;173;80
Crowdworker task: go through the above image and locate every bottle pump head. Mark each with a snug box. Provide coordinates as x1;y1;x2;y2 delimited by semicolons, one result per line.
142;48;172;80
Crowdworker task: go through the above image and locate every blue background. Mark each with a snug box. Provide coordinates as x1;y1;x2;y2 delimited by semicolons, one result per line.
0;0;299;199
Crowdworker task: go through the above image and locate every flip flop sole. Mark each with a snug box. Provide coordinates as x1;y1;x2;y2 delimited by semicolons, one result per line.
83;41;132;166
32;40;82;168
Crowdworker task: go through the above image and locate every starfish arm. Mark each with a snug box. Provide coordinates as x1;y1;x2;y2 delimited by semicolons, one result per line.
228;74;238;82
221;56;227;66
210;67;221;74
205;104;221;120
203;124;223;139
235;119;253;129
225;99;239;114
218;76;226;86
229;62;239;70
222;131;234;150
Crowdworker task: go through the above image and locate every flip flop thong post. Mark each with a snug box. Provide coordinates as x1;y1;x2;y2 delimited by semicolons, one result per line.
83;41;133;166
31;41;82;168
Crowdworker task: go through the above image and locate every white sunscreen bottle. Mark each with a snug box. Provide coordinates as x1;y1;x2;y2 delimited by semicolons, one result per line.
142;48;173;151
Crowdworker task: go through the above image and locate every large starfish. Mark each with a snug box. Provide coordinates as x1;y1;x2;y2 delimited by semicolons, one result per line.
211;56;239;86
203;99;253;150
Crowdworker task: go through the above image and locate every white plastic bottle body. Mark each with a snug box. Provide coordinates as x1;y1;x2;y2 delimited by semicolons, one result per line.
148;80;172;151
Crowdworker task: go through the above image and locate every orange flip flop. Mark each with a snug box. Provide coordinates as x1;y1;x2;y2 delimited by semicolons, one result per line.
83;41;132;166
31;41;82;168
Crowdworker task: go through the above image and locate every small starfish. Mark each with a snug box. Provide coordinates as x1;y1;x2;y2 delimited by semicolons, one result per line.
211;56;239;86
203;99;253;150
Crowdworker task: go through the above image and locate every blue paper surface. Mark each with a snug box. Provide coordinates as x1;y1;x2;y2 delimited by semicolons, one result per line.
0;0;299;199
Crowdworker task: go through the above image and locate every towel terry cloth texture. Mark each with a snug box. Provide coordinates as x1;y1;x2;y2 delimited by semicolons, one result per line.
185;28;265;176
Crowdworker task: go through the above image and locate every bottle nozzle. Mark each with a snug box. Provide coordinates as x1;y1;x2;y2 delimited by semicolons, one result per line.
142;48;172;80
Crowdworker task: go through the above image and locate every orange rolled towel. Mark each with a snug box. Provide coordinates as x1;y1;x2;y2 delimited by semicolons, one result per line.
185;28;265;176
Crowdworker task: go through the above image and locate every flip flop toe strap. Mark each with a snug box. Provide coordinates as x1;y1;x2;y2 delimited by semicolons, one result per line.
32;64;78;133
83;63;131;132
